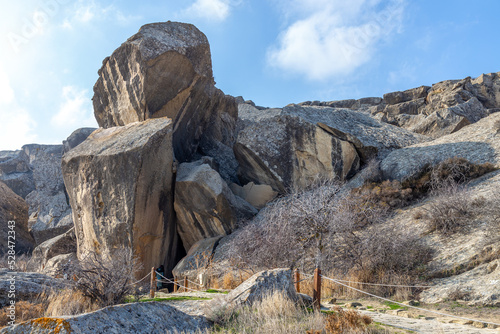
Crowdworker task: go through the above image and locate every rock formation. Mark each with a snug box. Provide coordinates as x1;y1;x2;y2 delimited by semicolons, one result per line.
0;150;34;198
235;103;425;193
1;302;209;334
92;21;238;181
174;159;256;251
172;236;222;281
380;112;500;181
26;227;76;273
23;144;72;245
0;181;34;254
63;127;97;154
62;118;180;278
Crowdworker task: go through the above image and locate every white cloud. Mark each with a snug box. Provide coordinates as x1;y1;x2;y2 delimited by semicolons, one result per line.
183;0;233;22
0;67;38;150
62;1;141;29
51;86;97;131
268;0;405;81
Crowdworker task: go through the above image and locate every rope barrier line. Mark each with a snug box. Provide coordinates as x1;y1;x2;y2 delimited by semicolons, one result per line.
155;271;201;293
330;277;431;289
186;278;203;287
320;274;500;327
126;272;151;287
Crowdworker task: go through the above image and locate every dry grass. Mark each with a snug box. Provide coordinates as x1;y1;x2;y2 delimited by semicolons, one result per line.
325;307;372;334
0;253;31;272
44;289;99;317
0;301;44;327
204;291;325;334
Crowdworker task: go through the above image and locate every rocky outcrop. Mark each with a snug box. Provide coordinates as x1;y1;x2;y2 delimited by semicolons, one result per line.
62;118;180;278
229;182;277;210
62;127;97;154
172;236;222;281
0;269;68;307
380;112;500;181
0;150;34;198
23;144;72;245
215;269;297;307
26;228;76;273
92;22;238;180
0;181;34;254
0;302;209;334
235;103;425;192
174;159;256;251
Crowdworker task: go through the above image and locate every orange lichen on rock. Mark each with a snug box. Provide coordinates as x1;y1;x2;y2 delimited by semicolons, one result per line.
30;317;72;333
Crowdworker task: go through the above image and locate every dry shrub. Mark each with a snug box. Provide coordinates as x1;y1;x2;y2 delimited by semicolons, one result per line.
325;307;372;334
0;254;30;272
222;272;238;290
353;157;497;212
62;249;143;307
422;184;478;234
0;301;44;327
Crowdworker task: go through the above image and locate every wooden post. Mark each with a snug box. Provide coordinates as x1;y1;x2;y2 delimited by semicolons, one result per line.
150;267;156;298
184;276;188;292
173;277;178;293
294;269;300;293
313;267;321;310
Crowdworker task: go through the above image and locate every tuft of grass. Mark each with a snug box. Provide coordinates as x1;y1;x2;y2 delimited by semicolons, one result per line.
204;289;228;294
383;302;407;311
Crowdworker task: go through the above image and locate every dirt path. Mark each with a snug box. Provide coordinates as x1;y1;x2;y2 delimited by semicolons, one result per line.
358;309;499;334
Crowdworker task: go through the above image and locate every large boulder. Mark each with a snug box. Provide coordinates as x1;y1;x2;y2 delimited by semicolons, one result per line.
217;269;297;307
92;21;238;181
62;127;97;154
22;144;73;245
61;118;180;278
229;182;278;210
380;112;500;181
174;159;257;251
26;228;76;273
471;72;500;109
0;181;34;254
0;302;209;334
235;103;426;193
0;150;34;198
172;236;222;281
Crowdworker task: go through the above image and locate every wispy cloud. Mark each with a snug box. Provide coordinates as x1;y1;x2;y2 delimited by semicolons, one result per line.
268;0;405;81
51;86;96;131
182;0;235;22
61;1;142;29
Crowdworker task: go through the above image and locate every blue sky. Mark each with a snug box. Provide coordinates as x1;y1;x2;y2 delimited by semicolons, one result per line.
1;0;499;150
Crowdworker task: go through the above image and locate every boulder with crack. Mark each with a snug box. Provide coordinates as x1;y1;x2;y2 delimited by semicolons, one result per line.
26;227;76;273
62;118;180;278
235;103;426;193
93;21;238;181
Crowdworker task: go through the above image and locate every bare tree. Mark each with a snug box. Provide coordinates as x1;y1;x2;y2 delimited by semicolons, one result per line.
62;249;143;307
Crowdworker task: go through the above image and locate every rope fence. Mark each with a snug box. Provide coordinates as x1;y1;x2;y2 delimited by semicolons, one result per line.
308;271;500;328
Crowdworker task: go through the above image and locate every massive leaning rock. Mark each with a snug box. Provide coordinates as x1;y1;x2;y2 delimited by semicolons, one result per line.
93;21;238;181
23;144;73;245
381;112;500;181
235;103;426;193
62;118;180;278
174;159;257;251
1;302;209;334
0;181;34;254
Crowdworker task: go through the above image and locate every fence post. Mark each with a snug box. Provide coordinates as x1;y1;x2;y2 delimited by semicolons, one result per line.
150;267;156;298
294;269;300;293
174;277;178;293
313;267;321;310
184;276;188;292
